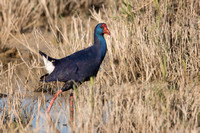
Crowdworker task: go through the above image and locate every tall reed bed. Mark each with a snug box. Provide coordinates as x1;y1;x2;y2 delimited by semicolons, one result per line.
0;0;199;132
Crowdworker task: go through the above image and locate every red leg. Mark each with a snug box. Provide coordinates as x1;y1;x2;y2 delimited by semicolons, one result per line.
69;92;74;121
47;90;63;113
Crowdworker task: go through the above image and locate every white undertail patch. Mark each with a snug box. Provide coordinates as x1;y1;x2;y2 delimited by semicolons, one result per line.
42;56;55;74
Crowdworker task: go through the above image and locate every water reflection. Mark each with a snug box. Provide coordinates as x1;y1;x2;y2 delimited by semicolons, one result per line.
0;91;112;132
0;92;70;133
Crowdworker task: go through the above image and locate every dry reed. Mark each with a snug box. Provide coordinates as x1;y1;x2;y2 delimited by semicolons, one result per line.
0;0;199;132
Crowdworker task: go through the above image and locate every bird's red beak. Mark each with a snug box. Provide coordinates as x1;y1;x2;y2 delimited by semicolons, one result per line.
103;27;110;35
102;24;110;35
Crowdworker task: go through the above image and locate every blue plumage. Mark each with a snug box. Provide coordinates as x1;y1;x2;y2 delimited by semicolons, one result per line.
40;23;110;92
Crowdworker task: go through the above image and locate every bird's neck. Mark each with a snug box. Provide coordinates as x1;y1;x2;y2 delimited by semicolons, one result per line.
94;33;107;61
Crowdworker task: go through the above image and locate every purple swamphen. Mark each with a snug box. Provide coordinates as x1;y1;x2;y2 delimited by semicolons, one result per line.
39;23;110;113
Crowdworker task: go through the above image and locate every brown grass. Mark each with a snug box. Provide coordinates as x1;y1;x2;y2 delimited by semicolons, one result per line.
0;0;200;132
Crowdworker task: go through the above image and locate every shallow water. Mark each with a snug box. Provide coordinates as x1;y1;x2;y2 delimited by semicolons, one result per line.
0;92;70;133
0;90;113;132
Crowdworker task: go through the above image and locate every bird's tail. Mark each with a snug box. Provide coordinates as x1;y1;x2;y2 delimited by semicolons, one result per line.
39;51;47;57
39;50;56;62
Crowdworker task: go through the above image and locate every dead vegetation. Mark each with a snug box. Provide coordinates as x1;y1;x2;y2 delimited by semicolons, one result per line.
0;0;200;132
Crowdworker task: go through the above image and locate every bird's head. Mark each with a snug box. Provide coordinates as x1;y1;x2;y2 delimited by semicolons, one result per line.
95;23;110;36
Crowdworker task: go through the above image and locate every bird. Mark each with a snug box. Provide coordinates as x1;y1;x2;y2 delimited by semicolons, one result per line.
39;23;110;113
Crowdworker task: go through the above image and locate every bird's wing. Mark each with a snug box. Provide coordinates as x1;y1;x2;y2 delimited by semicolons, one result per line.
45;59;79;82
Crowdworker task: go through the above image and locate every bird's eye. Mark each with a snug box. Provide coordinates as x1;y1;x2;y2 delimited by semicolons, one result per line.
100;25;104;29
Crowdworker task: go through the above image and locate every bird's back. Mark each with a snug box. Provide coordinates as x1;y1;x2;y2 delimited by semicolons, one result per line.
45;44;103;82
